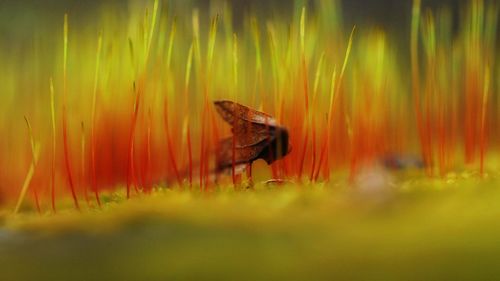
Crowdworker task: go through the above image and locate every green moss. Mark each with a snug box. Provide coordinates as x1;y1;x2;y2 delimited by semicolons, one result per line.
1;171;500;280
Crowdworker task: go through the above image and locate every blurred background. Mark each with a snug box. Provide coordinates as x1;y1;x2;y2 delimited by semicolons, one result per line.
0;0;478;48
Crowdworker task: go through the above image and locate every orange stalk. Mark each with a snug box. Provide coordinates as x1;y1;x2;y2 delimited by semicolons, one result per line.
187;125;193;188
164;99;182;186
62;14;80;210
232;123;236;186
62;111;79;209
314;127;328;181
199;103;207;191
81;122;90;205
309;120;317;181
146;108;152;191
49;78;57;212
32;188;41;214
126;84;141;198
480;66;490;176
90;31;103;206
298;127;309;179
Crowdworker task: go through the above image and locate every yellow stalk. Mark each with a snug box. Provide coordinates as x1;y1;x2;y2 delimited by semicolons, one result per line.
14;117;40;214
267;23;279;112
251;17;262;74
91;32;103;125
328;67;338;127
192;9;202;71
312;52;325;105
63;14;68;96
300;7;306;55
325;26;354;129
207;15;219;73
145;0;159;63
251;16;263;106
411;0;421;86
335;26;355;95
185;44;194;92
184;43;194;110
411;0;422;109
166;18;176;70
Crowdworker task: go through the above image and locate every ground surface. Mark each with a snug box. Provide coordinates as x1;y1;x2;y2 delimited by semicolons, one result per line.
1;168;500;281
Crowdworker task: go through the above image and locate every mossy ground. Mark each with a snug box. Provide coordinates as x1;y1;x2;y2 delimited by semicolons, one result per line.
1;167;500;281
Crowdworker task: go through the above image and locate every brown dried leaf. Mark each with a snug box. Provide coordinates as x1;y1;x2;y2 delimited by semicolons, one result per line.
214;100;290;171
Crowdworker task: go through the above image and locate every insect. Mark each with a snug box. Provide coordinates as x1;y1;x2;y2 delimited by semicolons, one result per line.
214;100;291;184
380;153;425;170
